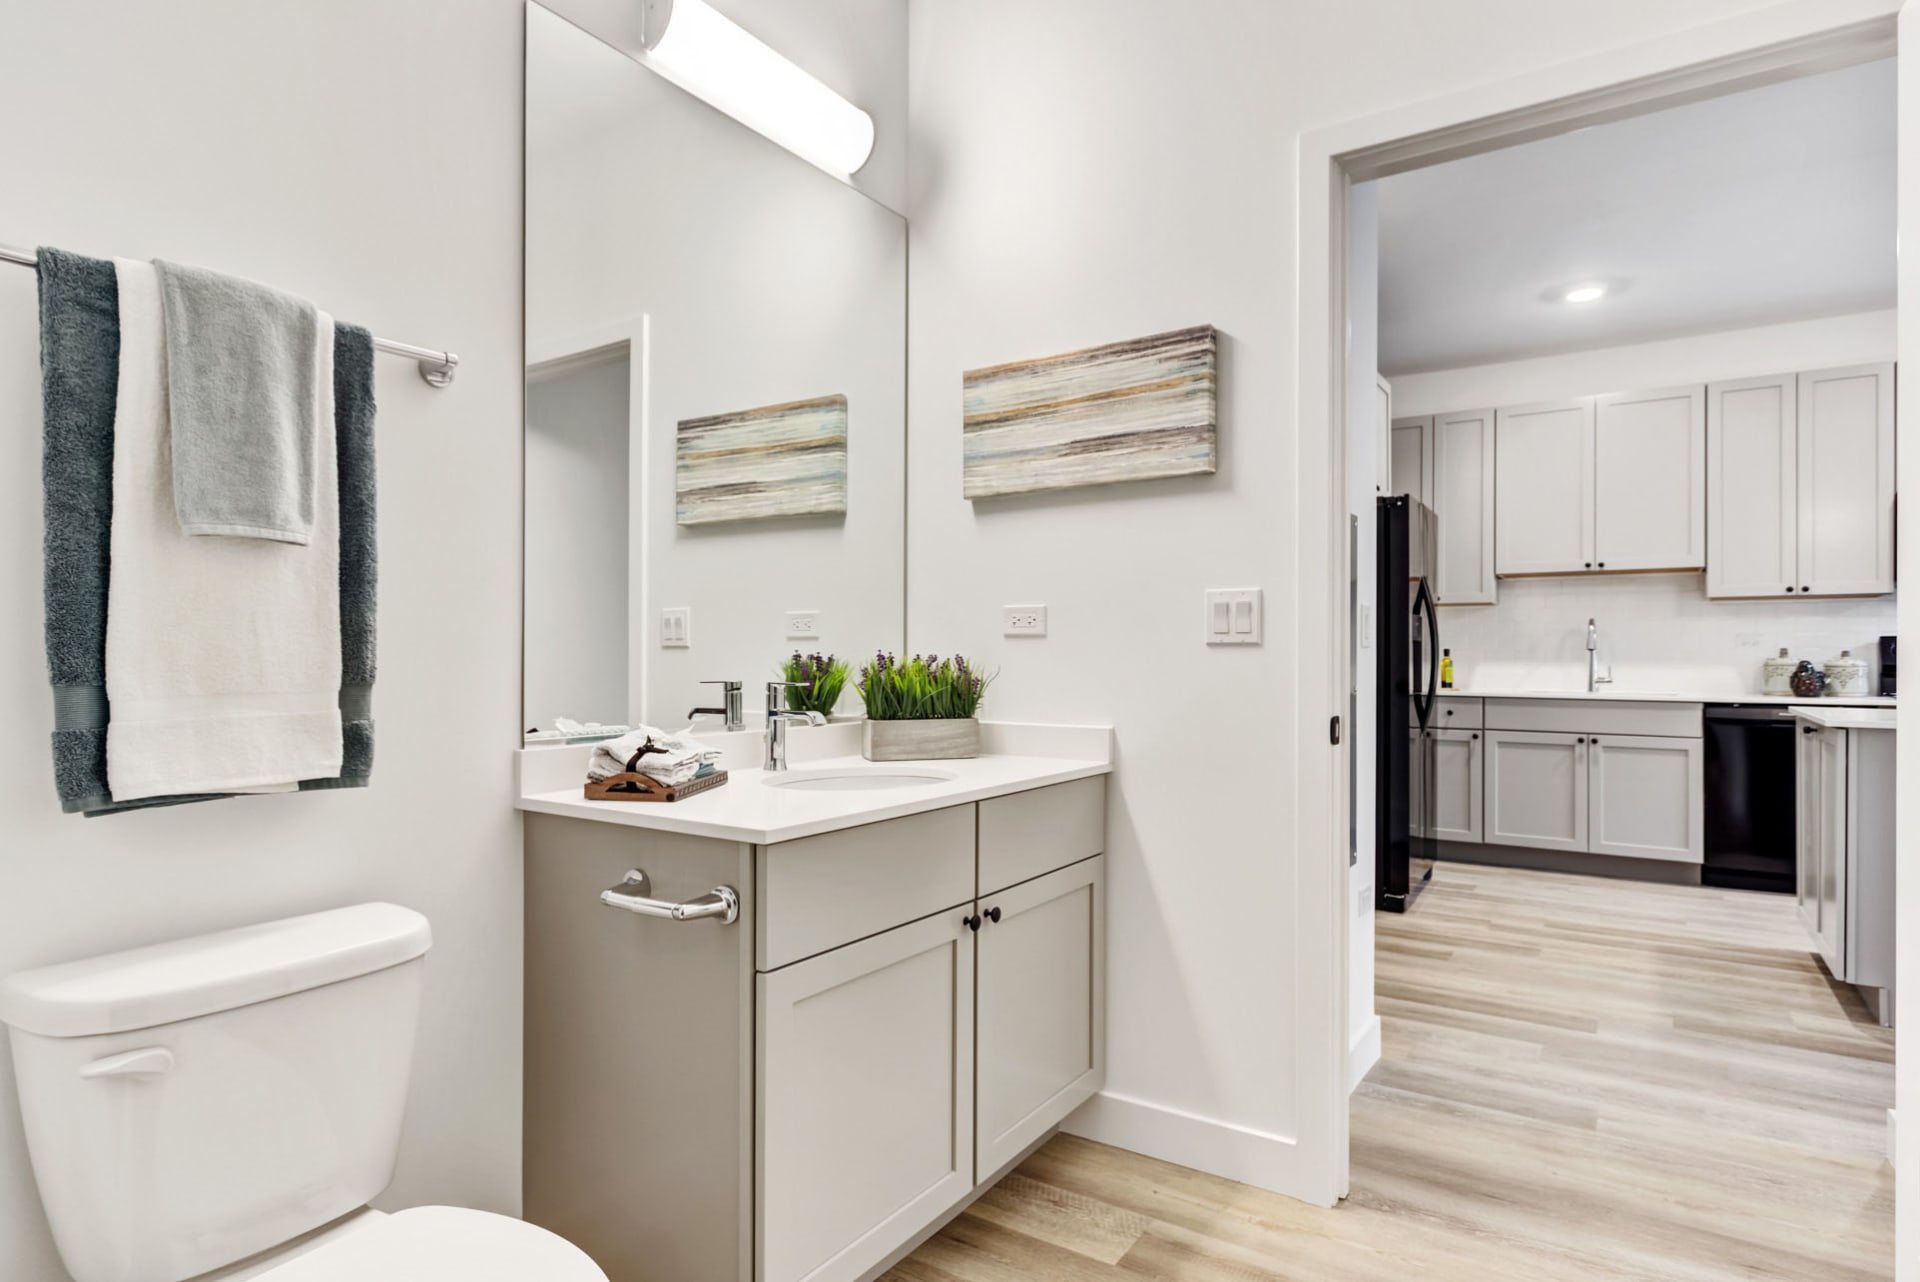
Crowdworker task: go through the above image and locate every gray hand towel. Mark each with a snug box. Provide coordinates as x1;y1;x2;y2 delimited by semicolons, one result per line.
152;258;320;543
36;248;377;815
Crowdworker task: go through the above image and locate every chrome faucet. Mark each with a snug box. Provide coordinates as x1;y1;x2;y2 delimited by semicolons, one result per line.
763;681;822;772
689;679;745;732
1586;618;1613;692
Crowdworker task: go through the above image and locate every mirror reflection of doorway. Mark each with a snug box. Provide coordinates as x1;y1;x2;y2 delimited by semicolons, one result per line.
526;343;631;731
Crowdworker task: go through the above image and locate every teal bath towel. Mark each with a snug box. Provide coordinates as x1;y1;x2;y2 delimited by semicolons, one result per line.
37;249;377;814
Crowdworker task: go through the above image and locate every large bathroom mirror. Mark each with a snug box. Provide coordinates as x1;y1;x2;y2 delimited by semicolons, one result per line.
524;3;906;738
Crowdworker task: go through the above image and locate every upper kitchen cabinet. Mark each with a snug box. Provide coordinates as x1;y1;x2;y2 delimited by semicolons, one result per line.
1390;415;1432;508
1707;363;1895;598
1592;385;1705;571
1431;408;1497;605
1495;399;1593;574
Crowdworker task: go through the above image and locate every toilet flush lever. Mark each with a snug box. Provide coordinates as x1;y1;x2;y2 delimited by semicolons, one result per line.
78;1047;175;1080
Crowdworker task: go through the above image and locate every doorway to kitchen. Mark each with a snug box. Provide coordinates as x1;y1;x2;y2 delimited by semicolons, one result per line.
1290;4;1910;1272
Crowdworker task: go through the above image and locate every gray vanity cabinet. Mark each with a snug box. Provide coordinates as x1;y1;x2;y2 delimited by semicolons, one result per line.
525;777;1107;1282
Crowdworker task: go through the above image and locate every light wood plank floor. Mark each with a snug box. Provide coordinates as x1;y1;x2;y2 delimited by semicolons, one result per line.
885;863;1894;1281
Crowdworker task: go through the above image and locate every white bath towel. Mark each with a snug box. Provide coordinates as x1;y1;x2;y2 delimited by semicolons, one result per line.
587;727;722;786
105;259;343;800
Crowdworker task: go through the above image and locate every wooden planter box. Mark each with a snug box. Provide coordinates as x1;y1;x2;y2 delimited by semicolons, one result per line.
862;718;980;761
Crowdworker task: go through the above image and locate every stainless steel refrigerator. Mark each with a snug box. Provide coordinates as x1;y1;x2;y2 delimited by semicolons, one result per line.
1375;495;1439;913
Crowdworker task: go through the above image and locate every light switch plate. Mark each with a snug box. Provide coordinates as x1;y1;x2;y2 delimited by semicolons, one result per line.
661;607;691;648
784;610;821;641
1204;588;1262;645
1003;604;1048;637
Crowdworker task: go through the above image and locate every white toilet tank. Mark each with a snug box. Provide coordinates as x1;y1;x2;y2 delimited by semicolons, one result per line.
0;904;433;1282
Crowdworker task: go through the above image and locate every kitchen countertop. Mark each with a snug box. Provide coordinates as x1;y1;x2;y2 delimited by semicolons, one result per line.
1439;688;1895;708
516;721;1113;845
1792;706;1899;732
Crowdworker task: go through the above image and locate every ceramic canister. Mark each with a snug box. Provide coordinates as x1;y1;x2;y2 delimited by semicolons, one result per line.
1761;648;1796;696
1825;650;1870;698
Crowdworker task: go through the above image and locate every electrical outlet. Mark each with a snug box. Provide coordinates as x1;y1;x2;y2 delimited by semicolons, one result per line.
660;607;691;648
1003;604;1048;637
1204;588;1262;645
785;610;821;641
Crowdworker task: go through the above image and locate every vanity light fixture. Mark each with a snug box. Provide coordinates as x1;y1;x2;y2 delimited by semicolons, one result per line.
1563;282;1608;304
640;0;876;177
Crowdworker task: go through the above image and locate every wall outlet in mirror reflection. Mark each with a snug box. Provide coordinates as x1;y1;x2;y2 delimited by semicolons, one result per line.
661;608;691;648
785;610;821;640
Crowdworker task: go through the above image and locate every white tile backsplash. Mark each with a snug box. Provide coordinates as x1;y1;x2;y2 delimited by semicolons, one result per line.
1438;573;1894;696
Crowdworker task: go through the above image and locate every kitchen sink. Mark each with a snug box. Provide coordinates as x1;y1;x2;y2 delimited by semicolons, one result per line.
763;767;958;792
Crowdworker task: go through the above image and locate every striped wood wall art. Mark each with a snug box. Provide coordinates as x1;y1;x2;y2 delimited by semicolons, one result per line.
675;393;849;525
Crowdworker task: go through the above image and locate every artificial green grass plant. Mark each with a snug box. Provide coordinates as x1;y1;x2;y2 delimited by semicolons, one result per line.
780;652;850;716
856;652;993;721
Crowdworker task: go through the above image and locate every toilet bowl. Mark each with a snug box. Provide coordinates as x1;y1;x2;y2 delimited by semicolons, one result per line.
0;904;608;1282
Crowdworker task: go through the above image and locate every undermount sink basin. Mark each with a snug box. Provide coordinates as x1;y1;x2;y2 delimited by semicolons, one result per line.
763;766;958;792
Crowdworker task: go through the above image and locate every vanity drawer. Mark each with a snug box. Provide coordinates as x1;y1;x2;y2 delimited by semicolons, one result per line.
979;777;1107;896
756;807;975;971
1486;698;1702;738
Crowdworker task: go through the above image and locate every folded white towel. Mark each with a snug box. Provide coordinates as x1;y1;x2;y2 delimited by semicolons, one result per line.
588;727;722;786
105;259;344;801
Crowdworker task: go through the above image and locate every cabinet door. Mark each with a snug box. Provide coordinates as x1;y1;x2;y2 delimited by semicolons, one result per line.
1593;385;1705;571
1706;375;1798;599
1429;728;1483;844
757;911;975;1282
1796;723;1825;948
1812;727;1849;977
1496;399;1594;575
1798;363;1895;596
1375;376;1393;495
1587;734;1703;863
1484;730;1586;851
1390;415;1432;506
976;856;1105;1178
1432;408;1497;604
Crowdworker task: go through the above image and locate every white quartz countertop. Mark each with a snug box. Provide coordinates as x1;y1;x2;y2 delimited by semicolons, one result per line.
1440;688;1895;708
1792;706;1899;732
516;721;1113;845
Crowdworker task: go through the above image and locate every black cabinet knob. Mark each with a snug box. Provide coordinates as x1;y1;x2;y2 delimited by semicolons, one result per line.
1598;562;1607;569
964;913;981;931
1584;562;1592;569
985;907;1002;924
1802;586;1811;593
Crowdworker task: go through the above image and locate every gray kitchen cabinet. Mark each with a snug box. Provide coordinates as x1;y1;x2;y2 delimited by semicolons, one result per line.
1587;734;1703;863
1707;364;1895;599
1795;718;1894;1015
758;910;977;1282
975;856;1106;1177
1428;727;1483;844
1495;399;1593;575
1592;385;1706;572
1484;730;1587;852
1432;408;1497;605
1390;415;1432;507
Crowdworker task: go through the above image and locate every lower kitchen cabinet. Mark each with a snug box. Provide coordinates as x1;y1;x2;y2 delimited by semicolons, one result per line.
1428;727;1483;844
758;911;977;1282
975;857;1106;1176
1797;723;1844;972
1795;718;1893;1008
1587;734;1702;863
1484;730;1587;852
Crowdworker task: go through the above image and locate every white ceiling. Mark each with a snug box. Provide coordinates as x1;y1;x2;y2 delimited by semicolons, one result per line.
1375;58;1896;376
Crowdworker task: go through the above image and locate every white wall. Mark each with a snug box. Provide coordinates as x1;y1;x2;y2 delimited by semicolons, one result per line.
527;6;906;727
904;0;1829;1197
1392;308;1895;416
0;3;526;1277
540;0;909;212
1344;182;1380;1090
526;356;630;727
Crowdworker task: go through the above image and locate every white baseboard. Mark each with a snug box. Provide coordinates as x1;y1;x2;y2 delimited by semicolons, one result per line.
1061;1089;1322;1203
1346;1015;1382;1094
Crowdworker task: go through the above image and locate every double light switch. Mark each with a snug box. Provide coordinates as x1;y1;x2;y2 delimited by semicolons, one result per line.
1204;588;1262;645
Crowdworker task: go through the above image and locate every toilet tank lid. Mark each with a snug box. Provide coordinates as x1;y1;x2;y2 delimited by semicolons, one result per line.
0;904;432;1038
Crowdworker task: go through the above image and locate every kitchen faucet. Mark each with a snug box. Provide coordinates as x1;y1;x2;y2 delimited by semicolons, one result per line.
1587;618;1613;692
689;679;745;732
763;681;824;772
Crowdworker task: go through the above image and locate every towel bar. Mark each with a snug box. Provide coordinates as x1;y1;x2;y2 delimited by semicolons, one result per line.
600;869;740;925
1;243;460;387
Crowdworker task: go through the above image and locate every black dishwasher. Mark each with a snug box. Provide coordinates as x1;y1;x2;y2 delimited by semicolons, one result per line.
1702;704;1799;893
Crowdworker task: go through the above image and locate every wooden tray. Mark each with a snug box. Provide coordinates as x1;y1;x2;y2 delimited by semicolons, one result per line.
585;769;729;803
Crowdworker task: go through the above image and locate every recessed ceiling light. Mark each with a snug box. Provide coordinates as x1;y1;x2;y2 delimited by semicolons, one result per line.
1563;283;1608;304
